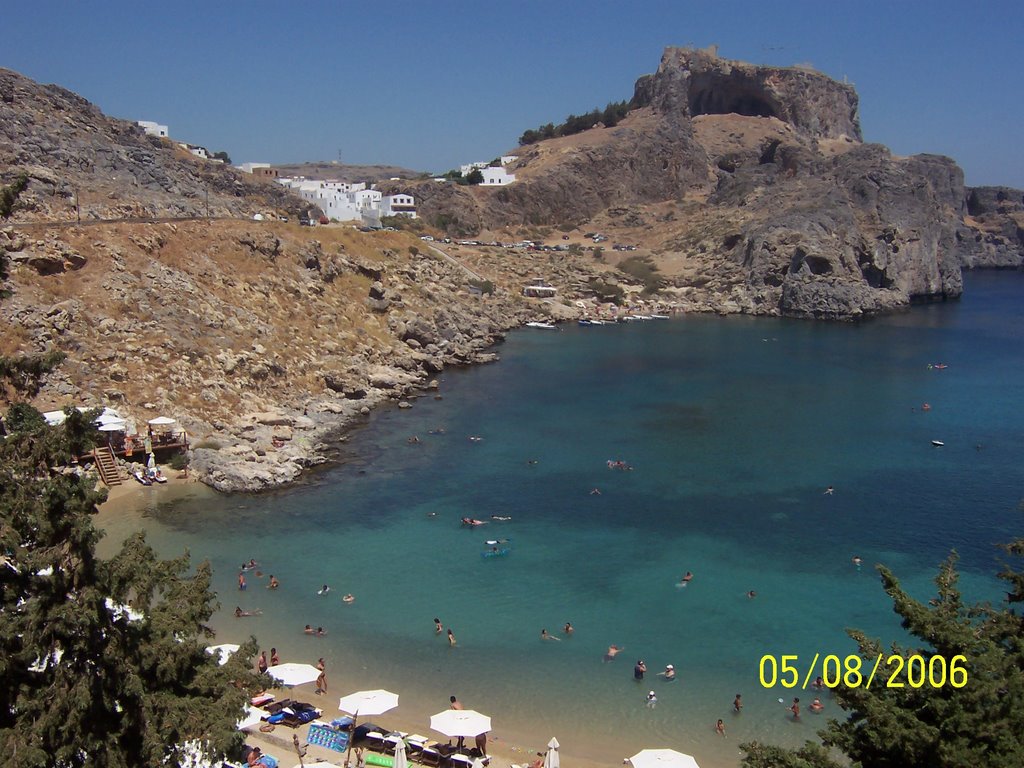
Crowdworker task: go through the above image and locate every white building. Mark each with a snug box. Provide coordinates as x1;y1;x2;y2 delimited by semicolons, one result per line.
481;166;515;186
380;194;417;219
239;162;271;174
288;180;407;224
460;161;489;176
137;121;168;138
500;155;519;166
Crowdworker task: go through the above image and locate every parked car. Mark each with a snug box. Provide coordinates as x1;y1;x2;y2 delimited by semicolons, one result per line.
420;235;434;241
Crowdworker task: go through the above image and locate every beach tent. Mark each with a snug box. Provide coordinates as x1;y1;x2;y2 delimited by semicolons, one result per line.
628;750;700;768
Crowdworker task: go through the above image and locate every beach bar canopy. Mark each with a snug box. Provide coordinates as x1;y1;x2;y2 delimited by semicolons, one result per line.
628;750;700;768
148;416;177;427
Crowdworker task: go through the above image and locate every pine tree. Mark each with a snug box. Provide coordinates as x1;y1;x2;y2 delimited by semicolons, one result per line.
741;540;1024;768
0;405;264;767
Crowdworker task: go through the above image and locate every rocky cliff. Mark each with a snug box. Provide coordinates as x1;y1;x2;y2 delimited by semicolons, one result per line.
398;47;1022;319
0;68;310;221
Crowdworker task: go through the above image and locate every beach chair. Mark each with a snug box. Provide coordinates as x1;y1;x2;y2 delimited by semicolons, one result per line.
364;728;391;752
417;743;442;767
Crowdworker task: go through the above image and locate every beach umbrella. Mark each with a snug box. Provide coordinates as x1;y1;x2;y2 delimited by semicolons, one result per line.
628;749;701;768
98;422;127;432
267;662;321;687
393;736;408;768
338;689;400;717
339;689;399;768
148;416;177;426
205;643;240;666
236;704;265;731
429;709;492;738
544;738;560;768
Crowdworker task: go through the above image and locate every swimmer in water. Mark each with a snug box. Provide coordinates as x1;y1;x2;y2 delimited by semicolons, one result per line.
661;664;676;680
541;628;560;641
645;690;657;708
852;556;863;568
746;590;757;599
318;584;330;595
604;645;623;661
563;622;574;635
434;617;443;634
342;594;355;603
715;719;725;736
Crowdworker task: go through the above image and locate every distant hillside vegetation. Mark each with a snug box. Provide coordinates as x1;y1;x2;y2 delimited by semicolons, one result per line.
518;100;632;145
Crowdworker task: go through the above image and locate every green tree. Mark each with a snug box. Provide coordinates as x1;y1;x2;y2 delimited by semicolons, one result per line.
741;540;1024;768
0;414;264;767
1;174;29;219
210;150;231;164
465;169;484;185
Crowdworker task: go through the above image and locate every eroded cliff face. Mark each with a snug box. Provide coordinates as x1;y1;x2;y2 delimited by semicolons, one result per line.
406;47;1021;319
0;68;310;221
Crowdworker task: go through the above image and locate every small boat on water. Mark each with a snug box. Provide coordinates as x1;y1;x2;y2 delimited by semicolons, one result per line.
649;314;670;319
931;440;945;447
526;321;557;329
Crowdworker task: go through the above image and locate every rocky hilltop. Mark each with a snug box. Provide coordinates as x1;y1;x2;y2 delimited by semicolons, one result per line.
391;47;1023;319
0;68;310;221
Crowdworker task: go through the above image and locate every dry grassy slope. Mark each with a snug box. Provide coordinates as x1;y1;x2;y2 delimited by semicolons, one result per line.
4;220;594;432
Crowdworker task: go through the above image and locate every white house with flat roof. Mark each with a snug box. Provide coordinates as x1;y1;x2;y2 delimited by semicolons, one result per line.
380;193;417;219
481;166;515;186
137;121;168;138
239;162;271;174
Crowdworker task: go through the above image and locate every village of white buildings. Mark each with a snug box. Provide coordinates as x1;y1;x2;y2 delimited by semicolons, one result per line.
137;119;517;229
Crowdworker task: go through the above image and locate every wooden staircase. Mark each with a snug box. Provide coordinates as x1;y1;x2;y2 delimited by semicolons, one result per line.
92;446;123;487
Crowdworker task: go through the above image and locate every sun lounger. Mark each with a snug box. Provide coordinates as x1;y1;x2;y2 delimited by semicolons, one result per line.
364;729;391;752
417;745;442;767
448;752;474;768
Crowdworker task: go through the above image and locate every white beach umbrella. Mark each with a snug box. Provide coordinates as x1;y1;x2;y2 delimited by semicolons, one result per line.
236;704;265;731
544;738;560;768
429;709;492;738
205;643;240;666
96;408;124;425
267;662;321;687
628;749;700;768
339;689;400;767
338;688;400;717
97;422;127;432
148;416;177;426
393;736;408;768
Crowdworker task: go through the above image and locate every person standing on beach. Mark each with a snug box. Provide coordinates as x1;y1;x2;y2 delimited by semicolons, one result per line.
257;651;268;674
316;666;327;695
270;648;280;666
447;628;456;646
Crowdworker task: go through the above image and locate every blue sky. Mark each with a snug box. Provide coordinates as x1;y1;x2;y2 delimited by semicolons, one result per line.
5;0;1023;187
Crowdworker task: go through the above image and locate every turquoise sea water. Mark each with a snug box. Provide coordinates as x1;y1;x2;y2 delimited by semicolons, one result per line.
96;272;1024;767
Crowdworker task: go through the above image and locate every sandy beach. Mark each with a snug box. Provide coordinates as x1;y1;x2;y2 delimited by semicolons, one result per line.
241;678;616;768
96;478;654;768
